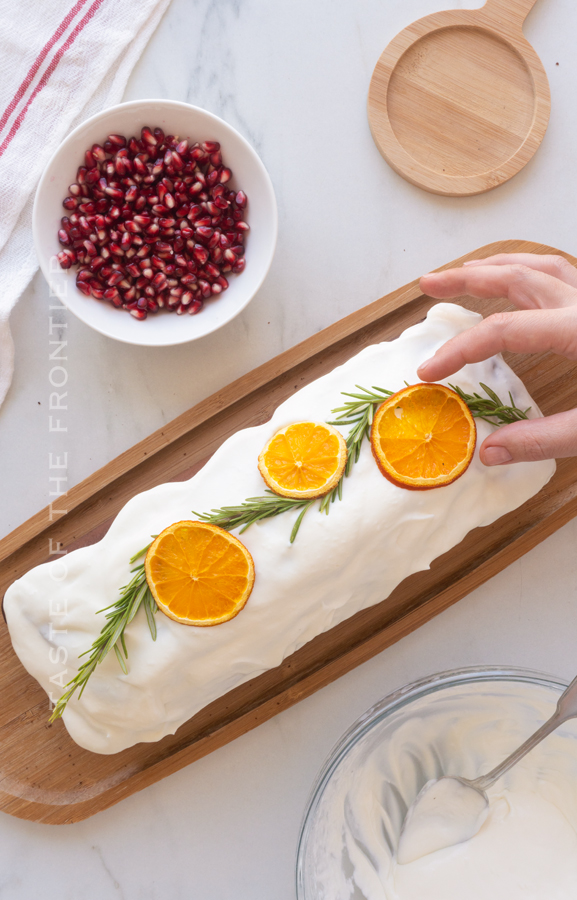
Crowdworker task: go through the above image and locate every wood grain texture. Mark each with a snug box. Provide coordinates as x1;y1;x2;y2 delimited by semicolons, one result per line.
367;0;550;196
1;239;576;824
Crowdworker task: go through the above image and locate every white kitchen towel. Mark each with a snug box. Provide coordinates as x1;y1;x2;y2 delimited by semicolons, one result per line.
0;0;172;409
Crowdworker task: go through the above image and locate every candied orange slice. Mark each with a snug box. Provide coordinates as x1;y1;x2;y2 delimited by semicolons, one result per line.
258;421;347;499
370;383;476;490
145;521;255;626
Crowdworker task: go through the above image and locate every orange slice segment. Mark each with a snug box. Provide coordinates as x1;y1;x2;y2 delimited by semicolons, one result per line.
145;521;255;626
370;383;476;490
258;421;347;499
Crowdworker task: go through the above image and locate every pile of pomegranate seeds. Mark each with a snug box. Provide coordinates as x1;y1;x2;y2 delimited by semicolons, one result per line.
57;127;248;320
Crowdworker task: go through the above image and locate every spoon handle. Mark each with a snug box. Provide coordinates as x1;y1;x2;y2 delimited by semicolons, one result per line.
472;675;577;792
482;0;539;27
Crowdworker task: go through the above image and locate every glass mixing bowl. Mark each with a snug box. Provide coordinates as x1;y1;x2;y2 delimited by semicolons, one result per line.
296;666;577;900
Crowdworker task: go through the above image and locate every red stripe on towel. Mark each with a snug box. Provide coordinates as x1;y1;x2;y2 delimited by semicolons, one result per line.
0;0;106;159
0;0;91;138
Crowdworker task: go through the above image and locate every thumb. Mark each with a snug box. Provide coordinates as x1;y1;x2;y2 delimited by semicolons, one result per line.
480;409;577;466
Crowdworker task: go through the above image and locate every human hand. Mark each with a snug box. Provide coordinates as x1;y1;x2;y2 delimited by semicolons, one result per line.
416;253;577;466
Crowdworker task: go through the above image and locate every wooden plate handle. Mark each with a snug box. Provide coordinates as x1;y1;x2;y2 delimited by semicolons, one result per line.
482;0;540;27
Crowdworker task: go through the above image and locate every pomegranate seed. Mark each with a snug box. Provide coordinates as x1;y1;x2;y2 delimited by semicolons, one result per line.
58;128;247;318
77;279;92;295
204;262;220;279
130;308;147;320
133;155;148;175
57;250;75;268
196;226;213;243
172;151;185;171
188;298;203;315
92;144;106;162
193;244;209;265
152;272;167;289
141;126;157;146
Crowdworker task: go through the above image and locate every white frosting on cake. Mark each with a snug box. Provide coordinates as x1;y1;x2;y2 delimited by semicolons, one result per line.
3;304;556;754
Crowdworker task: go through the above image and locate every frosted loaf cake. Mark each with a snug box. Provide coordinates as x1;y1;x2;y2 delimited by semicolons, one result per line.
4;304;556;754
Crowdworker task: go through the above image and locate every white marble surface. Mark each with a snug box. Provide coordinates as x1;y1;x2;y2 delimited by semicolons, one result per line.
1;0;577;896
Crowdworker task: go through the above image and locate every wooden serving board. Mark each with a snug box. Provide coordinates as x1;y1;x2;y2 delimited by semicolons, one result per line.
368;0;550;196
2;239;577;824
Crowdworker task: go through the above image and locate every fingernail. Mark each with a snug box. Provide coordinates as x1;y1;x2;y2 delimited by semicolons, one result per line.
417;358;433;378
482;446;513;466
463;259;484;267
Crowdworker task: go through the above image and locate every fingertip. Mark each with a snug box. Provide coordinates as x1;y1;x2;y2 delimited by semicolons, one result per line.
416;358;434;380
480;445;513;466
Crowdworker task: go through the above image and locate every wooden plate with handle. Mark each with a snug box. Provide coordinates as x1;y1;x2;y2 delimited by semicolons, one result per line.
1;239;576;824
368;0;550;196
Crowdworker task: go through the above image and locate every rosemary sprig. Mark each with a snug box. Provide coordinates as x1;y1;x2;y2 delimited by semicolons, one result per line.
49;543;157;721
194;492;316;544
449;382;530;426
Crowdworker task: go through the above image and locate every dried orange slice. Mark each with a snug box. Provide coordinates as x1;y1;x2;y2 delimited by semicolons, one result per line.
258;421;347;499
145;521;255;626
370;383;476;490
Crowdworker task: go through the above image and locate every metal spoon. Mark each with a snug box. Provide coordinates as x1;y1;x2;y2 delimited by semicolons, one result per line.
397;675;577;865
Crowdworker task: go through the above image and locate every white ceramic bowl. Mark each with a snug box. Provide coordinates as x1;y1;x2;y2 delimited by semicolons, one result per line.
33;99;277;346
